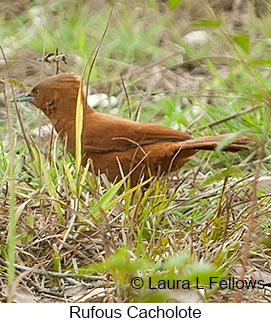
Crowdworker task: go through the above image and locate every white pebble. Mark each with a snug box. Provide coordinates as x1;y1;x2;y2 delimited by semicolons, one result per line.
87;93;118;108
183;31;211;46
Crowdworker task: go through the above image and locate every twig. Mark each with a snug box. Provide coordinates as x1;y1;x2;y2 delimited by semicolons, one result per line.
9;262;107;281
0;45;34;160
196;104;263;132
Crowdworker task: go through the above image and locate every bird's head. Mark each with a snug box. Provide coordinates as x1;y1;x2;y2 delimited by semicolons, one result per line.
14;73;84;122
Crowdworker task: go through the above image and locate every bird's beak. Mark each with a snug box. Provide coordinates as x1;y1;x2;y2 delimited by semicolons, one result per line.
12;92;35;103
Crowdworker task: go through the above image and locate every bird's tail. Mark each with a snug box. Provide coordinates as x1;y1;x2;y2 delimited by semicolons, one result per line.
178;134;250;152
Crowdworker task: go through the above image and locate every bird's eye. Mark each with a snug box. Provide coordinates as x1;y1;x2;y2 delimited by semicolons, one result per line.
32;87;39;96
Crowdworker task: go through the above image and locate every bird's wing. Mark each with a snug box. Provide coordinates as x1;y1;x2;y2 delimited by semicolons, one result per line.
84;111;191;153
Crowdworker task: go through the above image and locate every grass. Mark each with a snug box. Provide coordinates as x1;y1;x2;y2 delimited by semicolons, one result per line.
0;0;271;302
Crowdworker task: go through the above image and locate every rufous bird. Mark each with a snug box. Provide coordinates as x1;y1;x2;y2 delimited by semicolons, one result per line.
15;73;249;185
